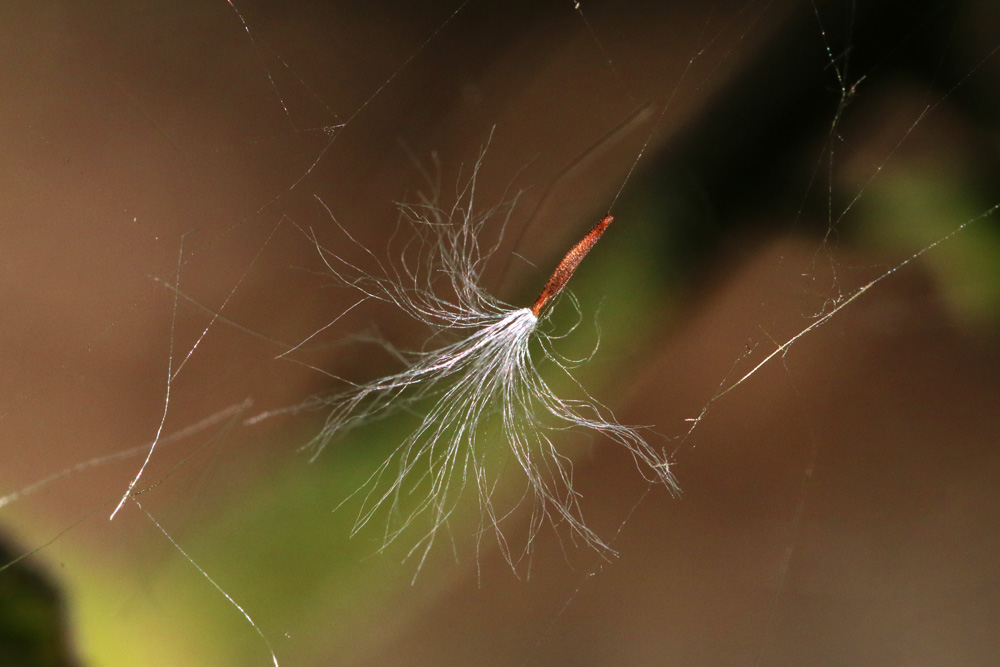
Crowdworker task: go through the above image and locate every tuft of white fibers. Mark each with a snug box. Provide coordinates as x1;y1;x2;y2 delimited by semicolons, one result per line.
295;149;678;571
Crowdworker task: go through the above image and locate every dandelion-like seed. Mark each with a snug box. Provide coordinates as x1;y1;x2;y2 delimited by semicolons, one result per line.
303;152;677;569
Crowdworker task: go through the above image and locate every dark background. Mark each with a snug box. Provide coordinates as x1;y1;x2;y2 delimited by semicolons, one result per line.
2;0;999;664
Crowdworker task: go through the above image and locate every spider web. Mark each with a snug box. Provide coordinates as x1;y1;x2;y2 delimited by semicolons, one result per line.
1;0;999;665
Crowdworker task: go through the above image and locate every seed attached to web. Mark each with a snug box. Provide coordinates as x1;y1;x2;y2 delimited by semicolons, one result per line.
531;214;613;316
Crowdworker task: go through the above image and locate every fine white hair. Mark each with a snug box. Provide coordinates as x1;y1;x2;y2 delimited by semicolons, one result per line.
301;148;677;570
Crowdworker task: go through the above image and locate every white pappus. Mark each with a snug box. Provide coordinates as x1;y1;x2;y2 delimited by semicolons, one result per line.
299;150;677;570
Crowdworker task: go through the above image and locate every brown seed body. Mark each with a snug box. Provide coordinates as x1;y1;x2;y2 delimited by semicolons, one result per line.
531;215;614;317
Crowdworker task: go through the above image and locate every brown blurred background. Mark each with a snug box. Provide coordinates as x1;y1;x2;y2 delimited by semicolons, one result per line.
2;0;999;665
